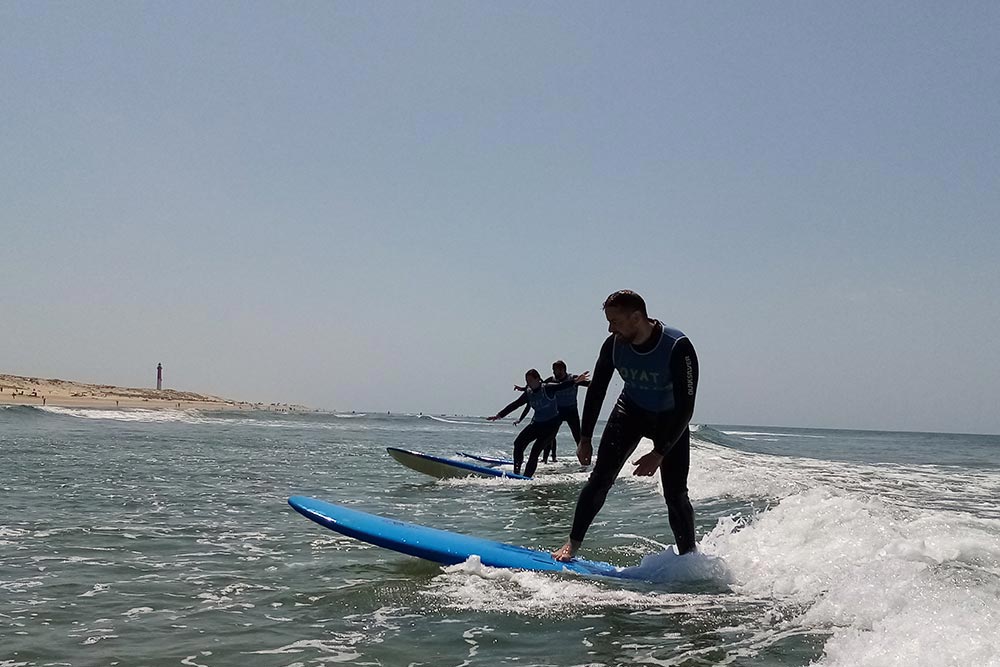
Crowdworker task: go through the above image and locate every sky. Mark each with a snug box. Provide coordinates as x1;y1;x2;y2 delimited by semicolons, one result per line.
2;3;998;434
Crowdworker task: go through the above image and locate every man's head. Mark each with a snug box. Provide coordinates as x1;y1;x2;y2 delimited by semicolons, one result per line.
602;290;650;343
524;368;543;390
552;360;567;380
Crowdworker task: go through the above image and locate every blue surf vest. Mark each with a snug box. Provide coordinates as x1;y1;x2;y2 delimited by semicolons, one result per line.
553;378;579;408
612;322;684;413
526;387;560;423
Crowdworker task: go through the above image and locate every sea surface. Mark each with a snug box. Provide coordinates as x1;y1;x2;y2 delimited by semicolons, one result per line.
1;406;998;666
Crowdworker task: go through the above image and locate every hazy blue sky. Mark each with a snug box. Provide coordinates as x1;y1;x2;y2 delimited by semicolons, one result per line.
3;3;998;433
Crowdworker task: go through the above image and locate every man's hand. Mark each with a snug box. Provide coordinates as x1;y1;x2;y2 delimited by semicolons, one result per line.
486;415;501;421
632;451;664;476
576;436;593;466
573;371;590;385
513;419;522;426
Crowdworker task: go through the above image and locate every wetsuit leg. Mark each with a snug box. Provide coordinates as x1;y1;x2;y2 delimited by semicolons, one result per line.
657;424;695;554
512;425;542;475
547;412;570;462
562;406;582;444
568;398;645;543
524;421;560;478
548;407;581;463
541;432;555;463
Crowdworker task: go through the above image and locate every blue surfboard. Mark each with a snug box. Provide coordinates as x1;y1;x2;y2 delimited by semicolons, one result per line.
456;451;516;467
387;447;530;480
288;496;627;578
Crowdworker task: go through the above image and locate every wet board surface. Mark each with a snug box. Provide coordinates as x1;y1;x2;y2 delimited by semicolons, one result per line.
288;495;627;578
387;447;530;480
456;451;515;467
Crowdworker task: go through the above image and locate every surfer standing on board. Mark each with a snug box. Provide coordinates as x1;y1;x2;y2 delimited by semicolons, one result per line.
552;290;700;561
487;369;590;477
513;360;591;463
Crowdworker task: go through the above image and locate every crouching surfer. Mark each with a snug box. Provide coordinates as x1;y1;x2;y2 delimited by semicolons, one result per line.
552;290;700;561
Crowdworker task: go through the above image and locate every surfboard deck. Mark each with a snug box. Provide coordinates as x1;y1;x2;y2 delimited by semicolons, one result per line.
288;496;626;578
387;447;530;480
456;451;515;467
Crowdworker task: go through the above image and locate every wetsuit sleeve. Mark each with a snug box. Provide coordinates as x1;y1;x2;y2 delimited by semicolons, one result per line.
541;377;578;395
581;335;615;439
655;337;699;455
495;393;528;419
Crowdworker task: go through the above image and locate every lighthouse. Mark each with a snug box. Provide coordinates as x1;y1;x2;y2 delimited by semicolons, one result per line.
156;363;162;391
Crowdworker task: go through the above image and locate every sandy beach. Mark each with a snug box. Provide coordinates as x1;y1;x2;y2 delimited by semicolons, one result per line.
0;373;294;411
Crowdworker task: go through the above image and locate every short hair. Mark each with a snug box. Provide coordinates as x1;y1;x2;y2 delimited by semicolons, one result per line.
525;369;542;381
552;360;567;371
602;290;647;318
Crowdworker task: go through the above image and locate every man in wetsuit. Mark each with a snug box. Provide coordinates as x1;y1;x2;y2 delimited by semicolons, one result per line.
487;369;590;477
552;290;699;561
514;360;591;463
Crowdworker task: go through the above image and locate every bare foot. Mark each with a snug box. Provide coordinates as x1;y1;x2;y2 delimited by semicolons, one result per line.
551;540;581;562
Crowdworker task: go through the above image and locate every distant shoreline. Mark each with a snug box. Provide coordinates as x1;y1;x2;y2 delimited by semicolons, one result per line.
0;373;308;412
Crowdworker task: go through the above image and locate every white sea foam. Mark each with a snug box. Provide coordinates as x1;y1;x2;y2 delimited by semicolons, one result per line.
0;527;29;538
428;433;1000;665
35;405;325;429
618;548;733;583
180;654;211;667
689;438;1000;519
78;583;111;598
422;415;487;425
429;555;727;616
693;448;1000;667
723;430;826;439
38;406;220;424
122;607;155;618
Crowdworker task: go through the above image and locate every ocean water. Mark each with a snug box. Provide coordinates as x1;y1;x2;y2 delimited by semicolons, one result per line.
1;405;998;667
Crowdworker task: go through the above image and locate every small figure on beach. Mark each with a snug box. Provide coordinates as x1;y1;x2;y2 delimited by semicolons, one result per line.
487;369;590;477
552;290;700;562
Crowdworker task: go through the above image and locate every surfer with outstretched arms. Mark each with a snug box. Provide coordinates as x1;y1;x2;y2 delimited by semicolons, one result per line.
552;290;699;561
514;360;591;463
487;369;590;477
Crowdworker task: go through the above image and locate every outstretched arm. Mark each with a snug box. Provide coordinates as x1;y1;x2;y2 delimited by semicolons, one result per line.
487;393;528;421
541;371;591;395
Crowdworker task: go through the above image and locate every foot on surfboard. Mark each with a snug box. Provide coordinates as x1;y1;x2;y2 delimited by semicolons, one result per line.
552;540;581;562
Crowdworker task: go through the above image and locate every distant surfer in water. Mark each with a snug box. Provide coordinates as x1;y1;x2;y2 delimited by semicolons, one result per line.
514;360;591;463
552;290;699;561
487;369;590;477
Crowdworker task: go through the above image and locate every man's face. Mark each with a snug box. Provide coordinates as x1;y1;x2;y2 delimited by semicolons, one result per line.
552;365;567;380
605;306;642;343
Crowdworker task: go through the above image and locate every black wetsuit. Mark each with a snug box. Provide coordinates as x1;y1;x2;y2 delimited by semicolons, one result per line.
541;374;590;462
495;377;578;477
571;321;699;554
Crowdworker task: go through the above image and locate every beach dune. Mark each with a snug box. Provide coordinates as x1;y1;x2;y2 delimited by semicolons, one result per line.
0;373;255;410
